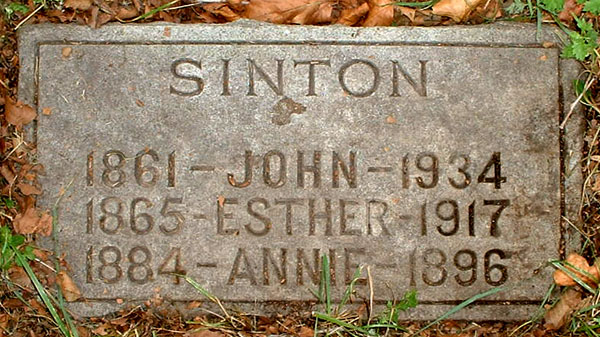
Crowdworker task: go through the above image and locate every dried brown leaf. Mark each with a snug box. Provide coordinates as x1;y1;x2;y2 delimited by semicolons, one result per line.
64;0;93;11
558;0;583;23
299;326;314;337
17;182;41;196
8;266;32;290
204;3;241;21
116;6;139;19
0;164;16;184
398;6;417;21
57;271;81;302
544;288;582;330
291;2;335;24
363;0;394;26
244;0;333;24
336;2;370;25
13;208;52;236
553;253;599;286
184;330;225;337
5;98;36;128
92;323;111;336
432;0;484;22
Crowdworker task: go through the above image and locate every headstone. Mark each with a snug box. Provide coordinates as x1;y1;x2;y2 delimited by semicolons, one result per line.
18;21;583;320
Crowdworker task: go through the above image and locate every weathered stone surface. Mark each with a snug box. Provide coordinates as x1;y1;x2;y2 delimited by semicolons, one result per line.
18;21;583;320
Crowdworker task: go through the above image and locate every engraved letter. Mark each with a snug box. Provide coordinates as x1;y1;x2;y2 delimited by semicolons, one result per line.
170;59;203;97
297;150;321;188
332;151;357;188
247;59;284;96
221;59;231;96
338;60;380;97
227;150;253;188
263;150;286;188
227;248;257;285
262;248;287;285
217;198;239;235
296;248;320;285
340;199;361;236
345;248;366;285
367;200;391;236
391;60;428;97
294;60;331;96
246;198;271;236
275;198;304;235
308;198;332;236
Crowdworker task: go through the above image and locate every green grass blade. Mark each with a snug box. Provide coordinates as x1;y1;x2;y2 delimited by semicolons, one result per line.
362;323;408;331
550;260;596;293
49;183;80;337
14;248;72;337
181;274;218;302
338;266;362;312
181;274;232;319
321;255;331;314
413;285;508;335
393;1;433;7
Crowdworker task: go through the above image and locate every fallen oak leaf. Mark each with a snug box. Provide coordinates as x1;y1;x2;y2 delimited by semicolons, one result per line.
243;0;334;24
363;0;395;26
553;253;600;287
64;0;93;11
336;2;370;25
558;0;583;23
13;208;53;236
203;3;241;21
57;271;81;302
17;182;41;196
292;2;335;24
432;0;485;22
5;98;36;128
397;5;417;22
544;288;582;330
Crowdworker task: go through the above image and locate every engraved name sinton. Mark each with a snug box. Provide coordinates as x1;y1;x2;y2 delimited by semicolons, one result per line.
169;59;428;97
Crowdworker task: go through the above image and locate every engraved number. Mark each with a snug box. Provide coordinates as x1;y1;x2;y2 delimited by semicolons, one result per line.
158;247;186;284
477;152;506;189
87;246;177;284
415;248;509;287
99;197;124;234
435;200;459;236
448;154;471;189
422;248;447;286
135;150;160;187
160;198;184;235
415;152;439;189
484;249;508;286
130;198;154;235
98;246;123;283
127;246;153;284
454;249;477;286
102;150;126;187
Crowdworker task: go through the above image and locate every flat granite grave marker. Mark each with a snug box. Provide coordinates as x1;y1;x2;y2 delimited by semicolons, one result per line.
18;21;584;320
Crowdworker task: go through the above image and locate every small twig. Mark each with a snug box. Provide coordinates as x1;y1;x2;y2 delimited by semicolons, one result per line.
35;258;56;273
0;212;14;221
367;265;374;325
14;3;45;31
561;76;595;129
165;3;204;11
